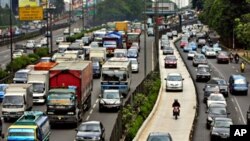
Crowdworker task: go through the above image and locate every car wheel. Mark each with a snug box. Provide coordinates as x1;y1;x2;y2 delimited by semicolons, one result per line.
206;123;210;129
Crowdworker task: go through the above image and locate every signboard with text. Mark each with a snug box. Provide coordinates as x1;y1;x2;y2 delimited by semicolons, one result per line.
19;0;40;7
19;6;43;21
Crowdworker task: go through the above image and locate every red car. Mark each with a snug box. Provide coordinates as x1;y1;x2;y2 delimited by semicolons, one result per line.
164;55;177;68
217;51;230;64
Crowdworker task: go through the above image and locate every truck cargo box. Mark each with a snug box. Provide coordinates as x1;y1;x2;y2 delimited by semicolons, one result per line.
49;61;93;102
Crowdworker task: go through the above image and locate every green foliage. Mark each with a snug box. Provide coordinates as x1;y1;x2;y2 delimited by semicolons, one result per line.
28;53;40;63
125;115;144;141
35;48;49;57
6;56;31;72
122;72;161;140
0;69;8;79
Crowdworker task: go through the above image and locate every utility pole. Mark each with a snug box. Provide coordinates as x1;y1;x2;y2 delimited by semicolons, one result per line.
69;0;72;35
144;0;147;76
154;0;159;67
49;4;53;54
82;0;84;29
9;0;13;62
46;0;49;54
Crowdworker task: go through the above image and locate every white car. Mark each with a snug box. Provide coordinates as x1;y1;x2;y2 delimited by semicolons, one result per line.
129;58;139;73
56;37;65;45
187;51;197;60
207;93;227;107
63;28;70;35
40;37;48;46
13;50;24;58
172;30;178;37
99;89;123;112
73;28;81;34
205;48;217;58
165;73;184;92
26;40;35;49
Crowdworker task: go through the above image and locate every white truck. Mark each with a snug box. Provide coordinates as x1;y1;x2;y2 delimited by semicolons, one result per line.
58;42;71;53
89;48;107;65
27;70;49;104
2;84;33;121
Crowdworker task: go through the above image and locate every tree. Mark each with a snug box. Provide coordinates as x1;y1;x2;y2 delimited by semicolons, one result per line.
51;0;65;15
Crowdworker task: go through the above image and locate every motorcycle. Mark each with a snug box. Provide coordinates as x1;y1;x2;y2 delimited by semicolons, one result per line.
240;62;245;73
229;54;234;63
235;56;239;64
173;106;180;120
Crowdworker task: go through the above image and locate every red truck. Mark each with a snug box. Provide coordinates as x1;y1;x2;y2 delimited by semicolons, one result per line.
47;61;93;126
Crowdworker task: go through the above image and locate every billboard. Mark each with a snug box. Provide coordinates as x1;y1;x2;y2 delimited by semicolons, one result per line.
19;6;43;21
19;0;40;7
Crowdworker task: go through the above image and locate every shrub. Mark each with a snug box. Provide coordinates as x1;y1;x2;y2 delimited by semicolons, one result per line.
35;48;49;57
28;53;40;63
125;115;144;141
0;69;8;79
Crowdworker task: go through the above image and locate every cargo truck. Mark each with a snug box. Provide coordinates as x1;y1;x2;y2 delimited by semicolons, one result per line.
89;48;107;65
47;61;93;127
13;69;31;83
34;62;58;71
115;21;128;32
5;111;51;141
2;84;33;121
102;31;123;56
27;70;49;104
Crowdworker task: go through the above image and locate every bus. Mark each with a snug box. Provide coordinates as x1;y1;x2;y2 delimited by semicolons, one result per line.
101;57;131;96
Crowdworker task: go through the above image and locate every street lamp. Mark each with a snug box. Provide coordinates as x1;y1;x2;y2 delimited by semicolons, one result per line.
9;0;13;61
69;0;72;35
144;0;147;76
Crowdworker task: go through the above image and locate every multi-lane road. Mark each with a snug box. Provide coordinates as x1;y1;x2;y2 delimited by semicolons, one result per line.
175;33;249;141
0;18;156;140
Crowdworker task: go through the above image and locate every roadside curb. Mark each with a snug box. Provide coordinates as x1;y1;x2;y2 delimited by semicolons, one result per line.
133;85;164;140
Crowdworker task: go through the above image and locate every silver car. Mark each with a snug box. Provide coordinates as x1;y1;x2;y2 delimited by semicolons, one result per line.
99;89;123;112
129;58;139;73
165;73;184;92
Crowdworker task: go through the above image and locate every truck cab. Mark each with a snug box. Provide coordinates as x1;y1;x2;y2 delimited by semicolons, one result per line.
6;111;51;141
13;69;31;83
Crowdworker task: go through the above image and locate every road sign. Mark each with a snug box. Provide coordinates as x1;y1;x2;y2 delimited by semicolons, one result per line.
19;6;43;21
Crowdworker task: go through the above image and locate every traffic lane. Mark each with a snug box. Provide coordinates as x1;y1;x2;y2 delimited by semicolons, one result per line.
175;41;244;141
80;35;155;141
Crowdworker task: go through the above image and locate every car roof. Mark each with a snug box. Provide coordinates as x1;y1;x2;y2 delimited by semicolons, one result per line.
231;74;246;80
168;73;181;76
214;117;232;122
80;121;101;125
198;64;209;68
104;89;119;93
148;132;171;137
208;103;227;108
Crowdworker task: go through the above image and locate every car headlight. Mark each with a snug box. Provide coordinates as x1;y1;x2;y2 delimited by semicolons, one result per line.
99;100;105;104
211;132;219;135
48;105;54;108
115;100;121;104
93;136;101;140
47;112;54;115
67;112;74;115
76;136;84;140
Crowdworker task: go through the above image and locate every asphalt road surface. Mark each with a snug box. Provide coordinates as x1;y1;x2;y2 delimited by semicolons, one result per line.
175;38;249;141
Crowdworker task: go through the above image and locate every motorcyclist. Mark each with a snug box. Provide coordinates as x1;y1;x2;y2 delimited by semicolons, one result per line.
234;52;240;63
172;99;180;116
240;61;246;73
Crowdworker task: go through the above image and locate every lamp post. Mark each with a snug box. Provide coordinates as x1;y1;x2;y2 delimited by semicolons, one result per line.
69;0;72;35
154;0;159;67
9;0;13;61
82;0;84;29
49;5;56;54
46;0;49;54
144;0;147;76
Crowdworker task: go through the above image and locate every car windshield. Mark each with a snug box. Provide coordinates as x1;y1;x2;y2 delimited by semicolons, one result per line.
33;83;45;93
14;72;27;78
8;128;34;137
209;107;227;115
206;85;219;92
147;136;171;141
3;95;24;105
47;93;75;106
167;75;182;81
198;67;209;72
165;56;176;60
214;120;232;128
128;49;137;55
103;92;120;99
196;55;206;59
78;124;101;132
235;79;247;84
209;95;224;101
217;79;227;85
206;48;214;51
130;59;138;64
102;70;127;81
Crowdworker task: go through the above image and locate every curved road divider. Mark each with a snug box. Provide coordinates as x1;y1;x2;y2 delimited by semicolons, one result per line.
134;36;197;141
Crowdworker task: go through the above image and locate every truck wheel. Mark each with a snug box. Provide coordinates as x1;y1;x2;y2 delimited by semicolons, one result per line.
86;96;91;110
3;117;8;122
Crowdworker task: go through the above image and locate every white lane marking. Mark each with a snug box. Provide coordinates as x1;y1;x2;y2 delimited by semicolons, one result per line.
95;99;99;103
209;62;246;124
89;109;93;114
93;103;97;108
86;115;90;121
235;106;238;112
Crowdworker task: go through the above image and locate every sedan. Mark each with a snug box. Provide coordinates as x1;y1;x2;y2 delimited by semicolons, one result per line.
207;77;229;97
183;45;193;52
129;58;139;73
206;103;229;129
207;93;227;107
193;53;208;67
201;45;209;54
188;41;197;50
163;46;174;55
165;73;184;92
203;84;220;103
161;40;170;49
147;132;173;141
164;55;177;68
127;48;138;58
13;50;24;58
212;43;222;53
25;40;35;49
205;48;217;58
196;64;211;82
210;117;233;141
187;51;197;60
75;121;105;141
217;51;230;64
56;37;65;45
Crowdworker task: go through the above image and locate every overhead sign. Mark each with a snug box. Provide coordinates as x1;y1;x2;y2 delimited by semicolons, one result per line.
19;0;40;7
19;6;43;21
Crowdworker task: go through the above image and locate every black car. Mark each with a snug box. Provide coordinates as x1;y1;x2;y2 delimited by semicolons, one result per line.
92;61;101;78
203;84;220;103
147;132;173;141
196;64;211;82
247;105;250;125
206;103;229;129
210;117;233;141
207;77;229;97
75;121;105;141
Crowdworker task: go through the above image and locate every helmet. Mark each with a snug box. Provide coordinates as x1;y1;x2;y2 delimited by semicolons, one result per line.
174;99;178;102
